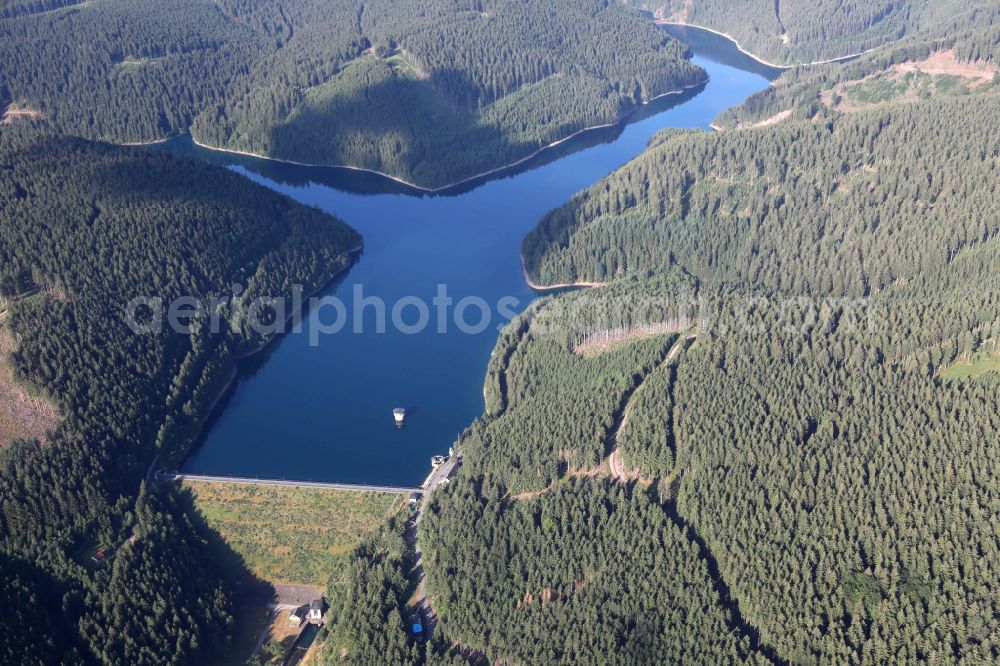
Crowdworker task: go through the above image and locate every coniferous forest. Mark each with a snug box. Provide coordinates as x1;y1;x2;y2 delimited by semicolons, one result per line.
0;0;704;188
630;0;1000;65
0;126;359;664
414;29;1000;665
2;1;1000;664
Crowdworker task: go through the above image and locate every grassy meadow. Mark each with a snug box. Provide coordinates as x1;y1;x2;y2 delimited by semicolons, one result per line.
941;348;1000;381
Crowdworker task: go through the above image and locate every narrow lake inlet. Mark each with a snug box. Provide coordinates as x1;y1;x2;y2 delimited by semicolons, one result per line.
167;29;778;486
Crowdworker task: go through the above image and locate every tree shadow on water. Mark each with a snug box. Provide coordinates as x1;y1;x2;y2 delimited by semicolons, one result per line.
256;65;706;195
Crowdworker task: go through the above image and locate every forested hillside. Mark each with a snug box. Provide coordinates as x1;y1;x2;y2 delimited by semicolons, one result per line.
631;0;1000;65
4;2;999;663
0;0;704;187
523;94;1000;294
443;269;998;663
420;283;767;665
424;477;764;664
713;25;1000;131
318;516;423;665
666;280;1000;663
414;76;1000;663
0;126;359;664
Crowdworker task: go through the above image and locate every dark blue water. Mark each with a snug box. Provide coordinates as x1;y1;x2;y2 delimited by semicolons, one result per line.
168;28;777;486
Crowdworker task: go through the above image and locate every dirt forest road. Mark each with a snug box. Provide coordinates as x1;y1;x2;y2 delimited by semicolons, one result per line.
607;331;696;482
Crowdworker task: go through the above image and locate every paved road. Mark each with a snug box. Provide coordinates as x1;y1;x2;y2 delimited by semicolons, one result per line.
417;455;459;522
166;473;420;495
409;454;461;641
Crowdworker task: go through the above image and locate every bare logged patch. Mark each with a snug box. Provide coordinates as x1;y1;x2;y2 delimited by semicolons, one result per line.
607;449;653;486
8;0;92;17
517;587;556;608
2;105;43;124
561;448;609;478
569;461;605;478
821;51;999;114
665;0;693;23
897;50;999;82
832;164;878;195
510;484;553;501
396;49;430;81
113;56;167;69
509;451;618;501
940;345;1000;382
573;321;688;357
0;327;57;447
517;575;592;610
509;464;603;501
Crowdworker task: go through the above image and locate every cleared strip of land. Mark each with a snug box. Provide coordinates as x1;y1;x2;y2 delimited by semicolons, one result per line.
940;347;1000;381
0;326;57;447
2;105;43;124
187;481;406;664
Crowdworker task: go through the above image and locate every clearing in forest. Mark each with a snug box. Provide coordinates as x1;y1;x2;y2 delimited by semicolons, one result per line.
184;481;403;588
820;50;999;113
573;321;691;357
0;325;57;447
729;108;793;130
2;104;43;124
941;348;1000;382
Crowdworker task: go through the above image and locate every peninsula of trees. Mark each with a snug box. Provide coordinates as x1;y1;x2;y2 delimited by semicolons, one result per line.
421;35;1000;664
0;0;705;188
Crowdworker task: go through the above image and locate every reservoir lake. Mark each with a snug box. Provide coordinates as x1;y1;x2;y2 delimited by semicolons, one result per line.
166;26;778;486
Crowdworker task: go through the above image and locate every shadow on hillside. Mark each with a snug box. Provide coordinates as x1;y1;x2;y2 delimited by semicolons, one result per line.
266;64;499;190
152;76;704;197
0;551;85;658
647;480;790;665
177;485;278;663
258;72;706;195
179;486;272;598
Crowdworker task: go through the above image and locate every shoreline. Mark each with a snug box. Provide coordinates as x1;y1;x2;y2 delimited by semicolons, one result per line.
655;20;880;70
176;245;362;472
120;136;172;147
167;19;736;478
176;72;705;471
184;79;708;194
520;254;607;292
